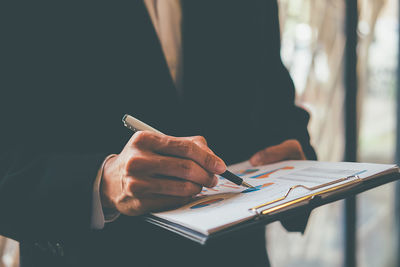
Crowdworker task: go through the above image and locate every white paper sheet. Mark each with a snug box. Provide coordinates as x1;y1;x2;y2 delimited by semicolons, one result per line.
152;160;397;235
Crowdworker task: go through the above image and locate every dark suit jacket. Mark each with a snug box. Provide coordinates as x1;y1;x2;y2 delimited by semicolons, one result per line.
0;1;316;266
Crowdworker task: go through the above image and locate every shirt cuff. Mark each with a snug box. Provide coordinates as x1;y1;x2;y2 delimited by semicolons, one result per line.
91;154;120;230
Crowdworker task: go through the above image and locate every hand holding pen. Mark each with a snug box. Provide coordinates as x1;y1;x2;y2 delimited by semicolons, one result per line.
100;115;242;216
122;115;254;188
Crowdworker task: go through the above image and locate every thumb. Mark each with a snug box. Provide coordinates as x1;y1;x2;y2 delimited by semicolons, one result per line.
249;140;306;166
249;144;287;166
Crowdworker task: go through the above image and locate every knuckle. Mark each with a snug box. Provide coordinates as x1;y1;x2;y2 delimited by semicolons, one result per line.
180;160;195;178
178;142;193;156
194;135;207;145
126;155;148;173
164;137;178;151
130;131;151;147
203;153;214;169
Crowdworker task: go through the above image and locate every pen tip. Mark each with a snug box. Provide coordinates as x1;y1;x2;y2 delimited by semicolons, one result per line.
242;181;255;188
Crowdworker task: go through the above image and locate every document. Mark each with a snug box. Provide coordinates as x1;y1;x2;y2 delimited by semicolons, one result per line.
146;160;399;244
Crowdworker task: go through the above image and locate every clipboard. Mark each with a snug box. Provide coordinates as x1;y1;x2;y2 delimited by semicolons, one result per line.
144;160;400;245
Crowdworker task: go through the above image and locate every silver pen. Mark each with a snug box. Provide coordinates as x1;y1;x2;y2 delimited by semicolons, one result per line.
122;114;254;188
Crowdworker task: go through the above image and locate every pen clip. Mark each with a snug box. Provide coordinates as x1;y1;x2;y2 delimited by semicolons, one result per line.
249;175;362;216
122;120;138;133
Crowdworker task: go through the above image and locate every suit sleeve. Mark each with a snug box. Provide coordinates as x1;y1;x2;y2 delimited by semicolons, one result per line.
259;0;316;232
257;0;317;161
0;2;112;242
0;143;107;242
0;5;103;241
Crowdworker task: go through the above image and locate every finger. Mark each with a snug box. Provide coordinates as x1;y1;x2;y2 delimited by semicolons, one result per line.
283;139;306;160
158;137;226;174
126;154;219;188
188;136;218;156
250;145;286;166
188;135;208;146
129;132;226;174
249;139;306;166
118;195;192;216
124;176;203;197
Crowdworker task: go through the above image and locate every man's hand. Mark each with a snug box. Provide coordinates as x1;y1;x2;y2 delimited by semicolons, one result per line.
249;139;306;166
100;132;226;216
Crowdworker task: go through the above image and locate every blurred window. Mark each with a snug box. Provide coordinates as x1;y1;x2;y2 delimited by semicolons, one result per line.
268;1;397;266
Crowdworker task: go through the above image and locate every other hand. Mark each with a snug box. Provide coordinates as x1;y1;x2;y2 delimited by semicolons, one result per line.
101;132;226;216
249;139;306;166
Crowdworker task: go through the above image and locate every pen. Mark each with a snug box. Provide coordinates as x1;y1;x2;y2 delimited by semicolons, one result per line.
122;114;254;189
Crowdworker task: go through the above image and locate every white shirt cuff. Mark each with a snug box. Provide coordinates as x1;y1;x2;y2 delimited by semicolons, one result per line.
91;154;120;230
